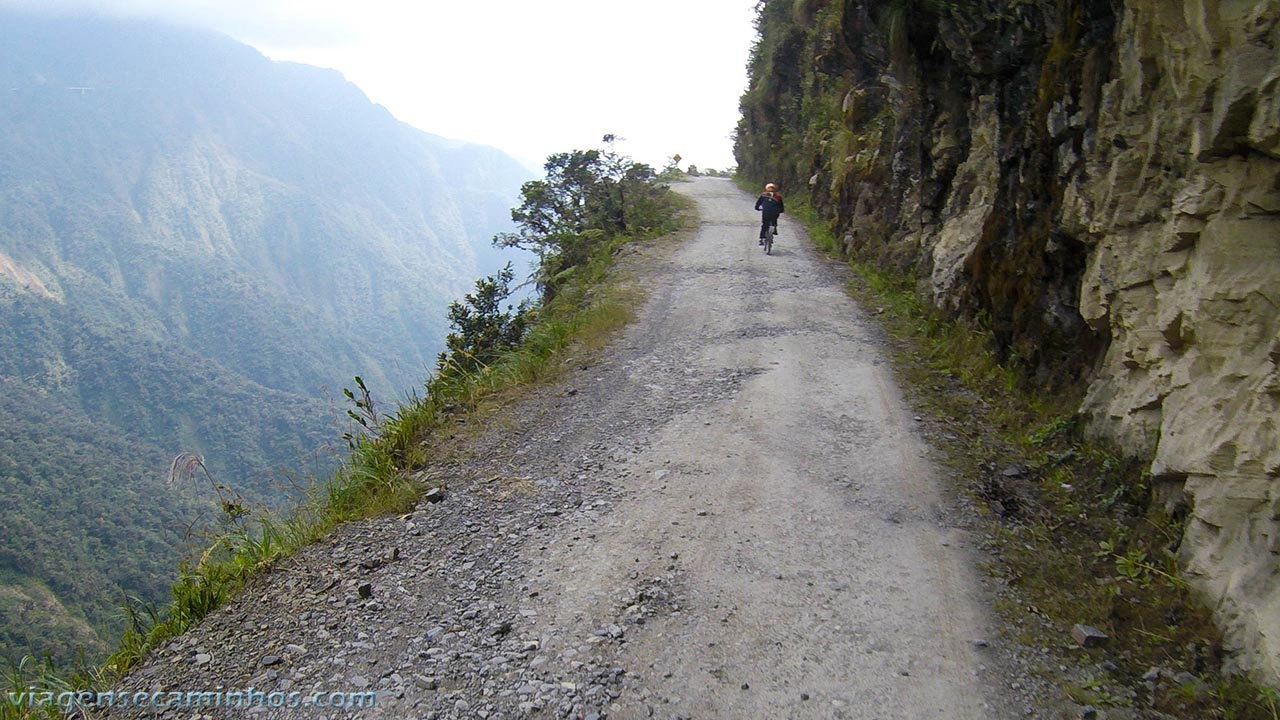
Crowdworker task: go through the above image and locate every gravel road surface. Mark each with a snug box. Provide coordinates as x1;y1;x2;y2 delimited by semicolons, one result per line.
99;177;1019;719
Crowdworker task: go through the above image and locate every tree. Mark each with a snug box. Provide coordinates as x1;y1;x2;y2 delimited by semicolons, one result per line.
494;149;605;269
435;263;528;375
494;136;667;298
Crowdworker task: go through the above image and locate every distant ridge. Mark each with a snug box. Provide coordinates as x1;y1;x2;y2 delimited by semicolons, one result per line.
0;10;532;662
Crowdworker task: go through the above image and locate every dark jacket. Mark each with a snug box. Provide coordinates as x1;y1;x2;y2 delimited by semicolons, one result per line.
755;192;784;219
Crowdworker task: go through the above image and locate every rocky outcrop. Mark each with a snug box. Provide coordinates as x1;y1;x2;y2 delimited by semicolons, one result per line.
1064;0;1280;678
737;0;1280;681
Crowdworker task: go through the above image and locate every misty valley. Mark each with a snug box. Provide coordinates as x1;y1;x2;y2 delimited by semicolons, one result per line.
0;12;531;663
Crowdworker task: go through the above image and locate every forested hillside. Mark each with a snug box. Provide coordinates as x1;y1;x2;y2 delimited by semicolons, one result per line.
0;12;531;662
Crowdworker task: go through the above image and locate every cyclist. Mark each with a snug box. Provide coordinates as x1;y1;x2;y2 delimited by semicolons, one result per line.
755;183;784;245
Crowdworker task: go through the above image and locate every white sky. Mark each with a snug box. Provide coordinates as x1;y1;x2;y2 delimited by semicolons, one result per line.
5;0;760;171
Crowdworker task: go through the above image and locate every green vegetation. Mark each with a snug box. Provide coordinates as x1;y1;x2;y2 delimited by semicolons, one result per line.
0;12;532;664
0;333;339;662
774;190;1279;718
0;139;682;720
657;154;732;181
496;136;666;296
435;264;531;377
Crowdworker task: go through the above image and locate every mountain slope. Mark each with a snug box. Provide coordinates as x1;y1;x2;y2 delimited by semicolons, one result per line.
0;12;532;662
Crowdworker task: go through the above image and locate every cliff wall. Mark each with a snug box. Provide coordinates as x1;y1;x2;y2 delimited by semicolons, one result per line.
736;0;1280;679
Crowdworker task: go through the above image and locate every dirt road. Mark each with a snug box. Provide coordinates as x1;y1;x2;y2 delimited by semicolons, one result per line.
511;177;1009;718
101;177;1016;720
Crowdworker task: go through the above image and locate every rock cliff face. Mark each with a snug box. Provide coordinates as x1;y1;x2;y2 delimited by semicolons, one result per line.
1068;0;1280;680
737;0;1280;680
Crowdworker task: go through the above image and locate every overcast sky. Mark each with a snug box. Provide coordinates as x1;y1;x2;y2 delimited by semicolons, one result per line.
4;0;759;171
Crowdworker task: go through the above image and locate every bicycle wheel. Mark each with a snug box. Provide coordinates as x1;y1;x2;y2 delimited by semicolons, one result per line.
763;225;774;255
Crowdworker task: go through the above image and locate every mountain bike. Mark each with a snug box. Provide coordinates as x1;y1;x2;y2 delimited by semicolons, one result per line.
762;223;775;255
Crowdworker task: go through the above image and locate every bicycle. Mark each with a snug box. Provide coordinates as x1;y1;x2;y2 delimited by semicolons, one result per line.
761;223;775;255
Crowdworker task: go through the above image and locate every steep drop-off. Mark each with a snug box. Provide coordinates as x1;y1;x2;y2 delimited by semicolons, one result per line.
0;13;530;662
737;0;1279;680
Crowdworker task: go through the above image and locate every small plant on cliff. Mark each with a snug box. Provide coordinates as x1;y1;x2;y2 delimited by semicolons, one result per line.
434;263;530;379
341;376;379;446
166;452;250;527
